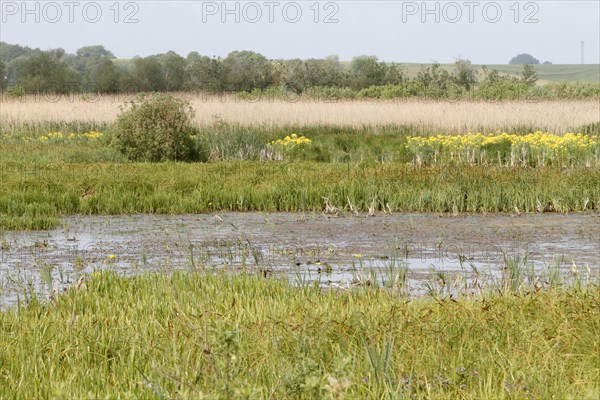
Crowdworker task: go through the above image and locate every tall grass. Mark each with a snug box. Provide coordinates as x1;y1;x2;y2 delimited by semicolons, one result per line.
0;270;598;399
0;161;598;229
1;96;598;132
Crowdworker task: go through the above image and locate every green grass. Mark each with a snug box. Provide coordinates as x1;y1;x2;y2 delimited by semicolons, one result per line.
0;270;598;399
1;121;599;229
1;161;598;230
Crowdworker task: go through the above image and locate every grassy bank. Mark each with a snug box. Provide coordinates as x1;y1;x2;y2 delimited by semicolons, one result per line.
0;271;598;399
1;161;599;229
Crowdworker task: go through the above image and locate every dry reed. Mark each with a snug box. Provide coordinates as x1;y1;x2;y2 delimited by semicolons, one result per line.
1;94;598;132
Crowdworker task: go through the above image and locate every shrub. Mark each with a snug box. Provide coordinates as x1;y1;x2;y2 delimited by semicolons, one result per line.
111;93;199;162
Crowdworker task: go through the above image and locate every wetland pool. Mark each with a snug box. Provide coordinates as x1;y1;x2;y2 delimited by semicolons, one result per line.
1;212;598;308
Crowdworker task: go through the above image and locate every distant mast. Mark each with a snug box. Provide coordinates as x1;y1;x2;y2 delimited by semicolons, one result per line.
580;41;585;64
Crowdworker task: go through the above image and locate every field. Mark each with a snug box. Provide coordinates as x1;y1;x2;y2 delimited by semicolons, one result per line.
1;94;599;399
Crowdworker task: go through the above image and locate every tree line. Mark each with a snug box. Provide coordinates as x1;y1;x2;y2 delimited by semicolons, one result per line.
0;42;540;97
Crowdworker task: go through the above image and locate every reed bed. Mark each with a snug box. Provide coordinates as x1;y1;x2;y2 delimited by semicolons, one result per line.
1;95;598;132
0;270;598;399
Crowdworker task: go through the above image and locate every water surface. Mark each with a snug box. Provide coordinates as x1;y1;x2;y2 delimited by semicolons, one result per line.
1;212;598;308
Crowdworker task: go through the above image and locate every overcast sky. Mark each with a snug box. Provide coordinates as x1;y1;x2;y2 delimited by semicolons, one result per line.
1;0;599;64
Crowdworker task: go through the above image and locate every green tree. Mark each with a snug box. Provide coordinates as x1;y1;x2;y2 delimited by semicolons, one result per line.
93;58;121;93
18;49;79;93
158;51;187;91
68;45;116;91
383;63;404;85
521;64;538;85
0;42;35;63
3;55;27;87
416;63;453;96
304;55;346;87
76;45;115;58
349;55;386;90
186;52;226;92
509;53;540;64
453;59;477;90
132;56;165;91
481;66;500;84
223;50;273;92
281;58;309;93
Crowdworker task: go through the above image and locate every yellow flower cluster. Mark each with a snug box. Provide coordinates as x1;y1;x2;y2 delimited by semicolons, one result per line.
517;132;597;149
83;131;103;140
271;133;312;146
47;131;64;140
407;132;597;151
39;131;104;142
407;132;599;167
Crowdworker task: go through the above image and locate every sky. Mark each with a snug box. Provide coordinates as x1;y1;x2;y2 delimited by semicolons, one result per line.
1;0;599;64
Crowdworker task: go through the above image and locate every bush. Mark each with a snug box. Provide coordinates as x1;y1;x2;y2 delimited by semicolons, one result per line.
111;93;199;162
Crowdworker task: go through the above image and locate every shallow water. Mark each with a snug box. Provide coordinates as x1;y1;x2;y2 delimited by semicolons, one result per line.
1;212;598;308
